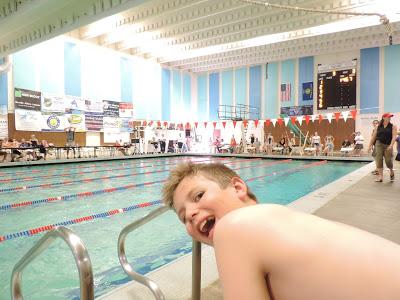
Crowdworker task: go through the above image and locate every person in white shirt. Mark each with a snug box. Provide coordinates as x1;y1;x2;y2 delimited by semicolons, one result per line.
311;132;321;155
354;131;364;156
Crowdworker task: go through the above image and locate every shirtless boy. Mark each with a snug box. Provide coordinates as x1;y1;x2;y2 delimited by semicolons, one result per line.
162;162;400;300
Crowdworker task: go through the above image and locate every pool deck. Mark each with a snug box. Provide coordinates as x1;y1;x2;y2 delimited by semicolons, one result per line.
97;156;400;300
3;154;399;299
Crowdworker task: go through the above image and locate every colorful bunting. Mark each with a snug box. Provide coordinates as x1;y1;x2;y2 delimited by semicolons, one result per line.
212;121;217;129
350;109;357;119
222;121;227;128
342;111;349;122
233;120;237;128
297;116;303;126
326;113;333;123
305;115;310;125
265;119;271;127
334;112;341;122
194;122;198;128
290;116;297;125
271;118;277;127
277;118;283;126
283;117;290;126
254;120;259;128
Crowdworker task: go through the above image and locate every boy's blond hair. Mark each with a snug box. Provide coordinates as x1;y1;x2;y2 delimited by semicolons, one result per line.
162;162;257;208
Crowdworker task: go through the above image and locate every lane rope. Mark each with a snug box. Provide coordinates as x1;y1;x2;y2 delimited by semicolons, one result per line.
0;157;256;193
0;157;229;183
0;158;280;210
0;159;327;242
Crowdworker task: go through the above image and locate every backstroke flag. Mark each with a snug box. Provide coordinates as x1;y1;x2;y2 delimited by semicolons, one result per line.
280;83;291;102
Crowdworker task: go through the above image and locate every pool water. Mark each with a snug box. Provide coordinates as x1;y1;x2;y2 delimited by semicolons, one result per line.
0;156;366;300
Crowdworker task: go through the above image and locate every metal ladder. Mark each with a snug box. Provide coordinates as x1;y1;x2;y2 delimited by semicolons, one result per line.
11;226;94;300
118;206;202;300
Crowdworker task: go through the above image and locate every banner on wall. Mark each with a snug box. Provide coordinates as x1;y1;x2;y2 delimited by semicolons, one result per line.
65;95;85;113
119;102;133;118
65;111;86;132
302;82;313;101
120;118;133;132
0;106;7;138
85;99;103;113
85;112;104;131
103;132;130;144
280;83;291;102
15;109;42;131
41;95;65;113
41;113;69;131
14;88;41;111
281;105;313;116
103;117;121;133
103;100;119;117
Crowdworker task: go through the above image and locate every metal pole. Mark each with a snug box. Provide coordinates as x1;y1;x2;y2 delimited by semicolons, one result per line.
192;240;201;300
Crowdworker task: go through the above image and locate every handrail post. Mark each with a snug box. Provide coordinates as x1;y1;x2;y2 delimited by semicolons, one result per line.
117;206;168;300
11;226;94;300
192;240;201;300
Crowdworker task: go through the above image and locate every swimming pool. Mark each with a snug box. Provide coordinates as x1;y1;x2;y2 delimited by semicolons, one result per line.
0;156;366;300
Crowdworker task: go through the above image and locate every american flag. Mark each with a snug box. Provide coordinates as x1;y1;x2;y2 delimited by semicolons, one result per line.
280;83;291;102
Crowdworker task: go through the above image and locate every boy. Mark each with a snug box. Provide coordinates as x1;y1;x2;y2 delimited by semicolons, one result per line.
162;162;400;300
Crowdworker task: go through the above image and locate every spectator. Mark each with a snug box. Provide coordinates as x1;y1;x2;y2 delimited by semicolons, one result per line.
368;113;397;182
0;138;8;162
353;131;364;156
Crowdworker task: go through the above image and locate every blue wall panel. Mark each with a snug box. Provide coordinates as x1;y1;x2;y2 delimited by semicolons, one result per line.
64;42;81;97
249;65;261;117
280;59;295;107
209;72;219;121
360;48;379;114
0;58;7;107
221;70;233;106
183;74;191;114
197;75;207;121
161;69;171;120
172;71;181;117
264;62;278;118
120;57;133;102
13;49;36;90
235;68;246;105
384;45;400;113
298;56;314;106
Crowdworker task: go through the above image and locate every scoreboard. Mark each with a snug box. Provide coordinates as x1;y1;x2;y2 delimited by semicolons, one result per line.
317;68;356;110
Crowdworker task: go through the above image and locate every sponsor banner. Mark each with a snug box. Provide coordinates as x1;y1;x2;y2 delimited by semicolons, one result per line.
65;112;86;132
103;100;119;117
85;112;103;131
15;109;42;131
14;88;41;111
302;82;313;101
119;102;133;118
85;99;103;113
41;113;69;131
41;94;65;113
0;114;8;138
65;95;85;113
103;117;121;133
104;132;130;144
120;118;133;132
281;105;313;116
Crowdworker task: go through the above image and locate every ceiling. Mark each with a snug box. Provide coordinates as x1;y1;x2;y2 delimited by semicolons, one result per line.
1;0;400;73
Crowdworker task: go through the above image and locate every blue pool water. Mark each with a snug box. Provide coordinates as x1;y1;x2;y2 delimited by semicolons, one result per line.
0;156;366;300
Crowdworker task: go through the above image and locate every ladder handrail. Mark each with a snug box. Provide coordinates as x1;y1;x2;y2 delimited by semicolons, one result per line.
117;206;168;300
117;205;202;300
11;226;94;300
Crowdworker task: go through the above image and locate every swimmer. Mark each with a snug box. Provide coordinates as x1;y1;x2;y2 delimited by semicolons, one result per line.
163;162;400;300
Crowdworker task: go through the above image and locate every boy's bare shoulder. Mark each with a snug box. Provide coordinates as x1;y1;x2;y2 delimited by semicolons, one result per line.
214;204;290;245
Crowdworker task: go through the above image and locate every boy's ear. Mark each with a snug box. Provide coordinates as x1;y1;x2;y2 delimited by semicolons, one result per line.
231;177;248;201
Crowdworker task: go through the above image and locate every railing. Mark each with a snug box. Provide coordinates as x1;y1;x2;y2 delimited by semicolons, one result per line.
11;226;94;300
117;206;202;300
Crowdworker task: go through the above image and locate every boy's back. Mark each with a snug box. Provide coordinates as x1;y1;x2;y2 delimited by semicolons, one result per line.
214;204;400;300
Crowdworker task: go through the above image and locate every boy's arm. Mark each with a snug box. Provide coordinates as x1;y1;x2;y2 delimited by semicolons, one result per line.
214;217;272;300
